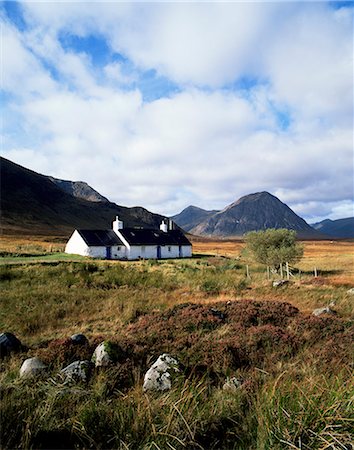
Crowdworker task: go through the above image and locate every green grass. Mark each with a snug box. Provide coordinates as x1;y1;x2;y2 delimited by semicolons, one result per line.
0;255;353;449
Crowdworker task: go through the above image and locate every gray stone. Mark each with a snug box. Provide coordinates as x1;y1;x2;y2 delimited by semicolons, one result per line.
312;306;336;317
20;357;47;378
60;360;92;383
0;332;22;358
273;280;289;287
70;334;88;345
143;354;180;392
222;376;243;392
92;341;121;367
347;288;354;295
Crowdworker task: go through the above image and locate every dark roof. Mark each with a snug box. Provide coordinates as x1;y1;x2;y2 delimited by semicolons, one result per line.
119;228;191;246
77;230;124;246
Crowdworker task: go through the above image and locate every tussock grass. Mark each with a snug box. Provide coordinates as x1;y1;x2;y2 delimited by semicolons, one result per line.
0;238;353;448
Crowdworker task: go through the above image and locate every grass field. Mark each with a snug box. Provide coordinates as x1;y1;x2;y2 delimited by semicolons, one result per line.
0;236;353;449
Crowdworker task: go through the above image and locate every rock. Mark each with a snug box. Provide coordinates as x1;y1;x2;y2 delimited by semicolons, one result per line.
92;341;123;367
60;360;92;383
20;357;47;378
347;288;354;295
273;280;289;287
312;306;336;317
143;354;180;392
70;334;88;345
209;308;226;320
0;332;22;358
222;376;243;392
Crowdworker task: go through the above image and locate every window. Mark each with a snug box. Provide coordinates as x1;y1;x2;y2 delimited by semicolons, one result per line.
168;246;171;252
117;246;121;251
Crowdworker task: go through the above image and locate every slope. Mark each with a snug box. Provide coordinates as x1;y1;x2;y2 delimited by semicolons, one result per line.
0;157;164;236
190;192;323;238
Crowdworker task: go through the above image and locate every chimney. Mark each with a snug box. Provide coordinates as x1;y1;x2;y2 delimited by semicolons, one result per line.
113;216;123;233
160;219;168;233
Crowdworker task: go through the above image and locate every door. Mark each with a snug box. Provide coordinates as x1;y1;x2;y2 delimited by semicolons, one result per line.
106;247;111;259
179;245;182;257
157;245;161;259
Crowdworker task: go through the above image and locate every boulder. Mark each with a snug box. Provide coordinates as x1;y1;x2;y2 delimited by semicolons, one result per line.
70;334;88;345
273;280;289;288
20;357;47;378
347;288;354;295
60;360;92;383
92;341;123;367
222;376;243;392
312;306;336;317
0;332;22;358
143;354;180;392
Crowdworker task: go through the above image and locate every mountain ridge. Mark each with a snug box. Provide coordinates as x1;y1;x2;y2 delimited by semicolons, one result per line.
311;217;354;238
173;192;324;239
0;157;165;236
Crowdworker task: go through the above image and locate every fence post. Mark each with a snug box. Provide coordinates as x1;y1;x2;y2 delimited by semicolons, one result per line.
267;266;270;280
280;264;283;279
246;265;250;279
286;262;290;280
314;267;317;278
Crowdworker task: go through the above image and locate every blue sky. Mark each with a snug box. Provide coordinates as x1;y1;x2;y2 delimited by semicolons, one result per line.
1;1;353;221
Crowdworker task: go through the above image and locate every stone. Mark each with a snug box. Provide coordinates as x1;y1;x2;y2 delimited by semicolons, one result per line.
312;306;336;317
20;357;47;378
273;280;289;287
347;288;354;295
143;354;179;392
60;360;92;383
92;341;123;367
70;334;88;345
222;376;243;392
0;332;22;358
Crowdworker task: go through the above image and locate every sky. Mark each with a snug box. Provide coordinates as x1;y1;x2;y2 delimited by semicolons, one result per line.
1;1;353;222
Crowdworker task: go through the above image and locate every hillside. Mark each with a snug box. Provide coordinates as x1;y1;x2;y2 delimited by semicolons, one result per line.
311;217;354;238
188;192;323;238
0;157;164;236
48;177;109;203
171;205;218;232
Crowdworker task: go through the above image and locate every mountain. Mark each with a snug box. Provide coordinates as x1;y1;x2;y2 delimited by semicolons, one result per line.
171;205;219;232
0;157;164;236
311;218;354;238
48;177;109;203
185;192;323;238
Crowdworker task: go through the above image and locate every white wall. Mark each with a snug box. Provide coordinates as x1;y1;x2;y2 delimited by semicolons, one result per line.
126;244;192;260
65;231;127;259
65;230;192;260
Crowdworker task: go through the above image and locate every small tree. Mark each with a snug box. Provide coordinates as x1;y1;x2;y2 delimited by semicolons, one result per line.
245;228;303;272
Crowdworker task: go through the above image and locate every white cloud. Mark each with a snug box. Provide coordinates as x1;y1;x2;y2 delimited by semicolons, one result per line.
1;2;353;222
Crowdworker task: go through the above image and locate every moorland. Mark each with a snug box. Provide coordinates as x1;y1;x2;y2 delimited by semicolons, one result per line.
0;236;353;449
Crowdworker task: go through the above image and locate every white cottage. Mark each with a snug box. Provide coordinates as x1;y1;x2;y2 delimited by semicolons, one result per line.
65;217;192;260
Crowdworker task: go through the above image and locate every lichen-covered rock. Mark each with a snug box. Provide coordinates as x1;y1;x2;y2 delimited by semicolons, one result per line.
0;332;22;358
70;334;88;345
60;360;92;383
222;376;243;392
20;357;47;378
312;306;336;317
273;280;289;287
143;354;180;392
92;341;123;367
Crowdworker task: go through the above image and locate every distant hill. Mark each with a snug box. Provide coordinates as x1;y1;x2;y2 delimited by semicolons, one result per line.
48;177;109;203
0;157;164;236
174;192;324;238
171;205;219;232
311;217;354;238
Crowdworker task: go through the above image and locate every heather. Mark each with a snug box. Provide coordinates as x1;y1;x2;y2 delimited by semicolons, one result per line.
0;239;353;449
